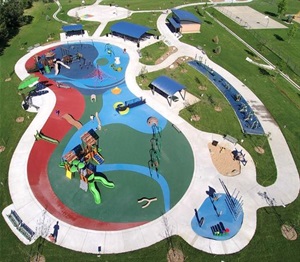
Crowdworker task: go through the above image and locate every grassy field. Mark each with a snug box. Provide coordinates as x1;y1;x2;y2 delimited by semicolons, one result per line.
0;0;299;261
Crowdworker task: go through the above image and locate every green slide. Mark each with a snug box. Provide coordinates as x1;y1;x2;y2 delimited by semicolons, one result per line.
87;173;114;204
88;182;101;204
94;176;115;189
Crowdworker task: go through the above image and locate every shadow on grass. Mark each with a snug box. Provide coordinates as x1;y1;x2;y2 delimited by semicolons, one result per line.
259;68;271;76
245;49;256;57
274;34;284;41
264;11;277;17
204;20;213;25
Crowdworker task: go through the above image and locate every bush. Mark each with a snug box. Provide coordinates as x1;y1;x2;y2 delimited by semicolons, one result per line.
214;46;221;54
212;35;219;44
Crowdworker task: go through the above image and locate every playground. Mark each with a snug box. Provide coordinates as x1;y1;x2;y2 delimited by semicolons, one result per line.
2;0;299;259
23;42;195;229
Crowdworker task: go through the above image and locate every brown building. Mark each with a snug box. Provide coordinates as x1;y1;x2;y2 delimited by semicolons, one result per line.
168;9;202;34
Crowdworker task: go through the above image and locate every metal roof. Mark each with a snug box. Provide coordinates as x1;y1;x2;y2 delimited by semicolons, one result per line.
151;76;186;96
167;17;181;29
171;9;201;24
62;24;83;32
110;21;151;39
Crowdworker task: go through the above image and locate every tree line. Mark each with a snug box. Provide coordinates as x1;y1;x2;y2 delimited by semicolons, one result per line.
0;0;34;43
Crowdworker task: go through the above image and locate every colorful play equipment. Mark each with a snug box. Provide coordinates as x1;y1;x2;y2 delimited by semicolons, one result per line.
61;129;114;204
219;178;243;220
88;172;115;204
113;102;130;115
61;113;83;130
104;43;114;56
211;222;230;236
34;130;59;144
232;148;247;166
114;97;146;115
137;197;157;208
111;63;122;72
111;86;121;95
147;117;162;175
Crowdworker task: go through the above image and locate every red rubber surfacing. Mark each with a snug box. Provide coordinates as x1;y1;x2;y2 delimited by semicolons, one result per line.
25;49;146;230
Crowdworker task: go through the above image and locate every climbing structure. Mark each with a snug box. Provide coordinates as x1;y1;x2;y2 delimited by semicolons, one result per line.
61;129;114;204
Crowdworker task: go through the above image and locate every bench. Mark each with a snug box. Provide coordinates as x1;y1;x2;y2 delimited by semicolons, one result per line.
7;210;22;228
224;134;238;144
125;97;146;108
19;223;35;241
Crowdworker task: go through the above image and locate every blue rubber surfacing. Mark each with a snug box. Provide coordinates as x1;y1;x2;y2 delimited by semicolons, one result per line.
189;60;264;135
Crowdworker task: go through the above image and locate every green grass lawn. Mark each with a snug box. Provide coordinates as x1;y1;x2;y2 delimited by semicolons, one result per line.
0;0;299;261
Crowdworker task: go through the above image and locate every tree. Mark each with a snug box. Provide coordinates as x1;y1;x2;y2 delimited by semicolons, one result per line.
287;23;299;43
277;0;287;18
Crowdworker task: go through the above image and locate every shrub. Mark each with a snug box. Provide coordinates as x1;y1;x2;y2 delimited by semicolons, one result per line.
212;35;219;44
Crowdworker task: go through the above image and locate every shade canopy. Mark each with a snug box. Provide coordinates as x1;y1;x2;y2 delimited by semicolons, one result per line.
110;21;152;40
151;76;186;96
62;24;83;32
150;76;186;106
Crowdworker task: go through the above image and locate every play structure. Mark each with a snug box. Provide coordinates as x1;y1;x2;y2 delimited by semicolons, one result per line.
21;82;49;111
62;114;83;130
192;180;244;240
61;129;114;204
28;48;88;75
188;60;264;135
105;43;114;56
137;197;157;208
147;117;162;175
114;97;146;114
86;65;115;83
34;130;59;144
232;148;247;166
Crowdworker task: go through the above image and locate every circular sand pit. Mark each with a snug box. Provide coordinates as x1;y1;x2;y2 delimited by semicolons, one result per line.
16;116;24;123
208;142;241;176
191;114;200;121
254;146;265;154
281;224;297;240
167;248;184;262
0;146;5;153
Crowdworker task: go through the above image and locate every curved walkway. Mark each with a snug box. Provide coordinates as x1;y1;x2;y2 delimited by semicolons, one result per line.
4;0;299;256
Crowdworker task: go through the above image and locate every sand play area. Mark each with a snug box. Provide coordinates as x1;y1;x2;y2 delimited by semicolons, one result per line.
208;142;241;177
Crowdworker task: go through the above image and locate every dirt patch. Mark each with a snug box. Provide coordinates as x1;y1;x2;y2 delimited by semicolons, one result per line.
0;146;5;153
281;225;297;240
191;114;200;121
198;85;207;91
16;117;24;123
167;248;184;262
254;146;265;154
208;142;241;176
155;46;178;65
214;106;222;112
30;255;45;262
